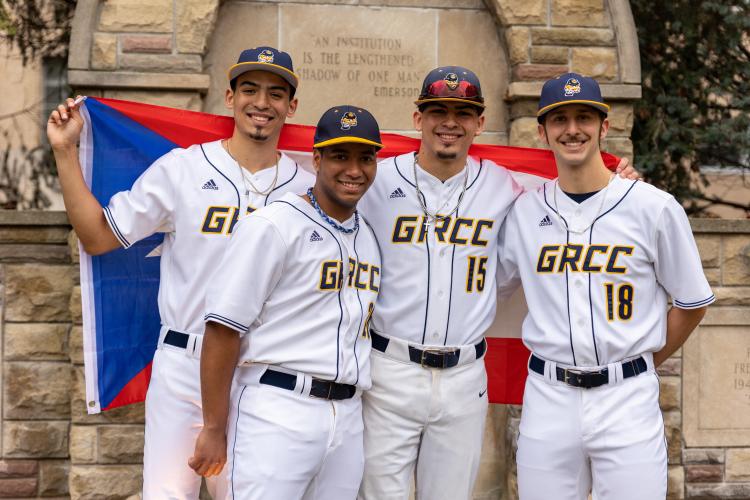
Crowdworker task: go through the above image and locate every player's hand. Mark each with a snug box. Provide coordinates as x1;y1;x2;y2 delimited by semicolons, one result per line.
614;157;640;180
188;428;227;477
46;96;85;151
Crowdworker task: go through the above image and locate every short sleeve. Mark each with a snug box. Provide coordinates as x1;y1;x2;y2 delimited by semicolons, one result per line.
204;215;287;334
104;152;178;248
654;197;715;309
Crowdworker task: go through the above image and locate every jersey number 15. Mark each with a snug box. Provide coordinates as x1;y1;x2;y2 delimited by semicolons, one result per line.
466;256;488;293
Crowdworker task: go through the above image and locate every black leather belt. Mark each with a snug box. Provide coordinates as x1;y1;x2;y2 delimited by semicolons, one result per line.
371;330;486;369
164;329;189;349
259;368;357;400
529;354;648;389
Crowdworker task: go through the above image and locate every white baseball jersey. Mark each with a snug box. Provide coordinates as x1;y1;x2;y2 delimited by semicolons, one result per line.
204;192;381;388
498;176;715;366
104;140;315;335
358;152;523;347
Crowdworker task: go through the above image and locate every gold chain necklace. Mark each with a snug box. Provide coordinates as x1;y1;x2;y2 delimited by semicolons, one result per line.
224;139;279;197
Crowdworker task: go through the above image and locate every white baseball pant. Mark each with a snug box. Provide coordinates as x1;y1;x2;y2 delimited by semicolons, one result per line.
143;342;229;499
359;350;488;500
517;356;667;500
226;372;364;500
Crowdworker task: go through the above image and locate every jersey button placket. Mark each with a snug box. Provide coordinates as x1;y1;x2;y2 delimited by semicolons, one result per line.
424;183;450;344
339;235;360;379
567;231;593;364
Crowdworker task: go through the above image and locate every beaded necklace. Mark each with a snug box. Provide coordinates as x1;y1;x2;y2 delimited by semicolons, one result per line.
307;188;359;234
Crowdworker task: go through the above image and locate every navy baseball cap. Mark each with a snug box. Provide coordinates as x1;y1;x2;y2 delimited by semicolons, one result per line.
313;105;383;150
415;66;485;109
537;72;610;122
227;46;299;90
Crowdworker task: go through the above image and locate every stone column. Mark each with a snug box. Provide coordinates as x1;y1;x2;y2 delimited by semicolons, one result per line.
495;0;641;154
0;212;74;497
680;220;750;499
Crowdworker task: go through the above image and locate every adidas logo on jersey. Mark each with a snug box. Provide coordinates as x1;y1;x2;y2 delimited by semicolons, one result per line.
389;187;406;199
202;179;219;190
310;230;324;242
539;215;553;227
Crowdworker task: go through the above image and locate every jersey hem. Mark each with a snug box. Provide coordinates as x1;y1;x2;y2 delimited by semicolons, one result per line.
204;313;248;333
673;294;716;309
103;206;131;248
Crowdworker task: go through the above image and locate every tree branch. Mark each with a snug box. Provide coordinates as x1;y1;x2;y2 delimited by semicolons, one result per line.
693;194;750;213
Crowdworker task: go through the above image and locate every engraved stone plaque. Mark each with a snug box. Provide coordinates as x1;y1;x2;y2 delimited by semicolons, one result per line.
204;1;508;142
684;326;750;446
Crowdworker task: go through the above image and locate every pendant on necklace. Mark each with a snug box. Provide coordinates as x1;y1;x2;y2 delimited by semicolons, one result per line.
423;217;433;230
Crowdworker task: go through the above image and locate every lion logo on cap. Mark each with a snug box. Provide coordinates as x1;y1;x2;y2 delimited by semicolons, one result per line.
564;78;581;97
340;111;358;130
258;49;275;63
444;73;459;90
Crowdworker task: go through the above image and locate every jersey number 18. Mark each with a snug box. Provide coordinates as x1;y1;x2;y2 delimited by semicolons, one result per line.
604;283;634;321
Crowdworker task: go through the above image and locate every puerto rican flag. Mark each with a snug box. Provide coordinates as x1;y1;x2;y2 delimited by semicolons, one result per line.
77;97;620;413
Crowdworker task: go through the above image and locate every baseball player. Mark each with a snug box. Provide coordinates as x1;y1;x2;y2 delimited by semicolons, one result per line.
497;73;714;499
356;67;639;500
46;46;314;499
189;105;383;499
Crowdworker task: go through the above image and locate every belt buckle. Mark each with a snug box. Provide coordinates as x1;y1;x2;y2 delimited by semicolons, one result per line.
421;348;446;368
563;368;584;387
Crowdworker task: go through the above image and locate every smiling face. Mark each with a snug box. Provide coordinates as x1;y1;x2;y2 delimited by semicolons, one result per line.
312;143;378;221
413;101;485;162
225;70;298;143
538;104;609;169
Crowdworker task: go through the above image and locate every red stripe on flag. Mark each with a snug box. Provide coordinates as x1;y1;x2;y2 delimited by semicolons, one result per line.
484;338;531;405
92;97;620;179
103;362;152;411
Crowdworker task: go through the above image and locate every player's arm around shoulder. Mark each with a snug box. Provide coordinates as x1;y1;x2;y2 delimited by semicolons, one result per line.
47;97;120;255
614;156;640;180
651;195;715;366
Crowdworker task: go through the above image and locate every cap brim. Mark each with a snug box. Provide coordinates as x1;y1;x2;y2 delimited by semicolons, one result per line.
414;97;486;109
537;100;610;117
227;62;299;89
313;136;384;149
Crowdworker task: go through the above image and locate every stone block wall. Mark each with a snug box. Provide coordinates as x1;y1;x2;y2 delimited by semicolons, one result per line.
672;220;750;499
0;212;73;498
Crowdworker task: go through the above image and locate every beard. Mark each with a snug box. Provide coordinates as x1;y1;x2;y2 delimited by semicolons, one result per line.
248;127;269;142
436;150;458;160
